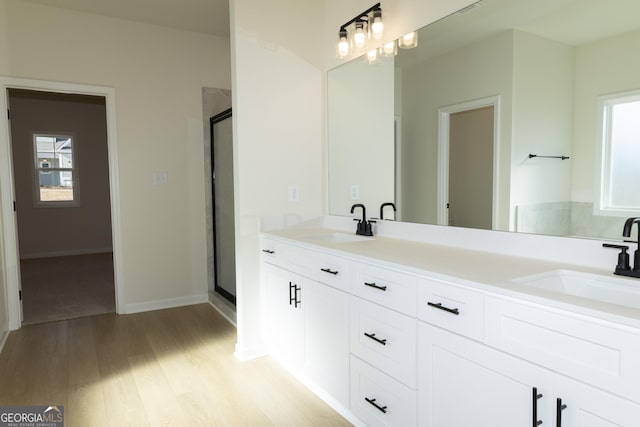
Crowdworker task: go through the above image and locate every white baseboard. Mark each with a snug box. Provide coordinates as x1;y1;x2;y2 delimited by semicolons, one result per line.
234;342;268;361
0;328;9;356
21;247;113;259
124;293;208;314
208;300;237;327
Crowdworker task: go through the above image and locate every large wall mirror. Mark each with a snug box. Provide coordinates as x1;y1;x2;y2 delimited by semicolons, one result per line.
328;0;640;240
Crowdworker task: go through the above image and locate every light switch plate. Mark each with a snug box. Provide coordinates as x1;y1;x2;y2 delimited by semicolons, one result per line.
153;171;168;186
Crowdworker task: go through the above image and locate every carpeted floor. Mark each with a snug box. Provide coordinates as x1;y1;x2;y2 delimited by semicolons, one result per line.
20;252;115;325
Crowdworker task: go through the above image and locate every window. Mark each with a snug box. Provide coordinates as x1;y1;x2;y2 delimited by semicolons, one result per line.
33;134;79;206
595;91;640;216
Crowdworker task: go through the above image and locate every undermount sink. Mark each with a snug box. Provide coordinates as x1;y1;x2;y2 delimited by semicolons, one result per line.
512;270;640;309
301;232;374;244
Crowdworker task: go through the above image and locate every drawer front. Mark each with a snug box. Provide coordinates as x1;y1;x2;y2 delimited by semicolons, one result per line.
350;262;417;316
350;296;416;388
350;356;417;427
316;252;350;292
417;278;484;341
260;237;282;266
484;295;640;402
281;244;317;278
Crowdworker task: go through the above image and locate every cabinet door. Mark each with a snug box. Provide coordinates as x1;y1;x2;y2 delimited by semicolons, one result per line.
265;264;304;367
418;323;554;427
304;280;350;406
555;376;640;427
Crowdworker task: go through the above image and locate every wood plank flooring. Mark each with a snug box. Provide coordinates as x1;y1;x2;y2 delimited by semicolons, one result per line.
0;304;352;426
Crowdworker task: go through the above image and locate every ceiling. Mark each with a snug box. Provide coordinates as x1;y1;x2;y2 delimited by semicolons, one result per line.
22;0;230;37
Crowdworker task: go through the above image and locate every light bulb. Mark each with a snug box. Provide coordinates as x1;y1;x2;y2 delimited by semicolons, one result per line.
399;31;418;49
381;41;397;57
371;10;383;40
337;29;349;58
366;49;379;64
354;22;367;49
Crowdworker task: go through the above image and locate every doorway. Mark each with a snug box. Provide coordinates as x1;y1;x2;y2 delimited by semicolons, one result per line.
8;89;115;324
210;108;236;306
437;96;500;229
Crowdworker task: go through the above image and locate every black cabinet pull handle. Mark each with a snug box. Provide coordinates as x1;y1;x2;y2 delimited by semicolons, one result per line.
532;387;543;426
364;332;387;346
556;398;567;427
364;397;387;414
293;285;301;308
320;268;339;275
262;249;275;254
427;301;460;315
364;282;387;291
289;282;295;306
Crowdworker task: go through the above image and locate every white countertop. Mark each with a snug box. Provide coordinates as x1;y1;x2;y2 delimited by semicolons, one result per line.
263;226;640;330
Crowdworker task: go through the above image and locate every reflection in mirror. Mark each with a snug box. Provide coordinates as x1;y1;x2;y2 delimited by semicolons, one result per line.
327;0;640;240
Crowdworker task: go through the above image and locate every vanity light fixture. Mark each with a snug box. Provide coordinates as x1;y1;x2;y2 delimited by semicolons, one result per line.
365;49;380;64
336;3;383;59
398;31;418;49
380;40;397;57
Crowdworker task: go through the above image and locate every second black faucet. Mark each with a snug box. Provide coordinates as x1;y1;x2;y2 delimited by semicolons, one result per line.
351;203;374;236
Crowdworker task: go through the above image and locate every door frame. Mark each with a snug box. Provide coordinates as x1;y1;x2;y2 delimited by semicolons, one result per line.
0;77;124;330
210;108;236;306
436;95;501;228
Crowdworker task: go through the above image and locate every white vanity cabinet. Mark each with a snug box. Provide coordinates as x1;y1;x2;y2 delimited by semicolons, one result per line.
264;263;305;367
418;322;554;427
348;260;418;427
262;232;640;427
261;238;350;408
417;293;640;427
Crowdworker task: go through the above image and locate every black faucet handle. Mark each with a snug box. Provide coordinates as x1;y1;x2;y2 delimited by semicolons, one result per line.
603;243;631;272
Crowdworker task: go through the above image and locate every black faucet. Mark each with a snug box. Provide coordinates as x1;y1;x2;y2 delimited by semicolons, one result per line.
603;217;640;278
380;202;396;221
350;203;374;236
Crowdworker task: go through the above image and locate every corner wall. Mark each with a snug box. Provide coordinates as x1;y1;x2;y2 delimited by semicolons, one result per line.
231;0;325;358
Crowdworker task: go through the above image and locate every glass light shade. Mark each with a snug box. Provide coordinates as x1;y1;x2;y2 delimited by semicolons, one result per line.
398;31;418;49
354;22;367;49
380;40;397;57
337;30;350;58
371;10;383;40
365;49;379;64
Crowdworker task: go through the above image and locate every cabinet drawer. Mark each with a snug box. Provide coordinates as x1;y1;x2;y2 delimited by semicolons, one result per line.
350;356;417;427
260;237;282;266
417;278;483;341
350;296;416;388
484;296;640;402
316;252;350;291
350;262;417;316
281;244;317;278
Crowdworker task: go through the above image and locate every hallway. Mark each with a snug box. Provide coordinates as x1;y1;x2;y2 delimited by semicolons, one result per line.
20;253;115;325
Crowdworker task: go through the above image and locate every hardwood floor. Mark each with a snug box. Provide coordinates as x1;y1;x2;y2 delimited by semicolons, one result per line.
0;304;352;426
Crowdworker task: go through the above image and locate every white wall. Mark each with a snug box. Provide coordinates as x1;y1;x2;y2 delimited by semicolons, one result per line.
231;0;324;358
1;0;231;312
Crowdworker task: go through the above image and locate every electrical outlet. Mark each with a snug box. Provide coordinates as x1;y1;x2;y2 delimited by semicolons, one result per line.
350;185;360;201
288;185;300;202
